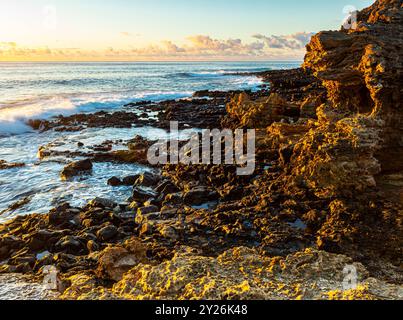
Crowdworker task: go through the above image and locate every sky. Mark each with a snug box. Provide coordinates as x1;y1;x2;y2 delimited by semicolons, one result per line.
0;0;375;61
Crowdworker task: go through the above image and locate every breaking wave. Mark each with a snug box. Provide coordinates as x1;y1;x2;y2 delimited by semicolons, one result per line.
0;91;192;136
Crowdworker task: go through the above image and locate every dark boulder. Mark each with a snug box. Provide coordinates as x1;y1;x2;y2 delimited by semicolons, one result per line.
130;187;158;203
279;145;294;166
135;172;161;187
107;176;122;186
122;175;141;186
55;236;86;255
97;225;118;242
60;159;93;180
88;198;117;209
154;181;179;195
183;187;211;206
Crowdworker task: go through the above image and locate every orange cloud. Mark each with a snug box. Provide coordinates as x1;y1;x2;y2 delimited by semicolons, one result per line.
0;33;310;61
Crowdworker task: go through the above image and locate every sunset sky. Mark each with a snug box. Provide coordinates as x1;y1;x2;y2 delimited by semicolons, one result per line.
0;0;374;61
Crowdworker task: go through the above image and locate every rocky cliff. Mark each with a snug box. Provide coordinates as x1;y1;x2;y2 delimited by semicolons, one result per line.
301;0;403;198
228;0;402;200
223;0;402;277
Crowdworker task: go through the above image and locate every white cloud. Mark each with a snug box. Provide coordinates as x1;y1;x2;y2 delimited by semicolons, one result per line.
252;32;314;50
0;32;313;61
120;32;142;37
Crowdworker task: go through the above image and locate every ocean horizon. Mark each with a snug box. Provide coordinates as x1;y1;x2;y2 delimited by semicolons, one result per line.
0;61;301;136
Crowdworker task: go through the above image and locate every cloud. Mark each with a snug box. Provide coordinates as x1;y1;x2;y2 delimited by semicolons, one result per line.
120;32;142;37
0;32;314;61
0;42;17;48
120;36;267;59
187;35;239;51
252;32;314;50
161;40;186;53
292;32;315;45
0;43;85;59
185;35;264;55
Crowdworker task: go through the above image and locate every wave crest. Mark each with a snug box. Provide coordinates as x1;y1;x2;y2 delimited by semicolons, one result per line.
0;91;191;136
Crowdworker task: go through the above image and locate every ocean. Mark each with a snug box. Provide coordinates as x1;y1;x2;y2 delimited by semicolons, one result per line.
0;61;300;222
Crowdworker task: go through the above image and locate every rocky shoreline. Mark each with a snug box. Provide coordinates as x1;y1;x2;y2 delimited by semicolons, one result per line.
0;0;402;300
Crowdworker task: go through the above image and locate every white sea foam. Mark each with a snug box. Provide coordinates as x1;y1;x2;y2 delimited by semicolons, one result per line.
0;96;76;135
230;76;263;88
0;91;192;136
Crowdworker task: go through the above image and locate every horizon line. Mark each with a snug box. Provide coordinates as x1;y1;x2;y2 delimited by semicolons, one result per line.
0;59;304;63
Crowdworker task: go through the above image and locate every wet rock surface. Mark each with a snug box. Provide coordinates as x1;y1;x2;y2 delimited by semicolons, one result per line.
0;160;25;170
60;159;93;180
0;0;402;300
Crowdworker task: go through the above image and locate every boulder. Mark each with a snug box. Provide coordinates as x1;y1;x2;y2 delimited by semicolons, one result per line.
55;236;86;255
135;212;160;225
47;203;75;226
279;145;295;166
137;205;159;217
127;135;151;151
97;225;118;242
87;240;100;253
122;175;140;186
135;172;161;187
88;198;117;209
107;177;122;186
61;159;93;180
154;181;179;195
158;225;179;240
183;187;211;206
110;147;148;164
96;246;145;281
130;187;157;203
0;160;25;170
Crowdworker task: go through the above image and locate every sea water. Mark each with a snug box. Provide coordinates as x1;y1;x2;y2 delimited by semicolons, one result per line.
0;61;300;222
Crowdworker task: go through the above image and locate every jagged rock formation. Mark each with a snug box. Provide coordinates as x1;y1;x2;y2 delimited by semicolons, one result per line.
227;0;403;200
222;0;402;277
226;92;300;129
300;0;403;199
